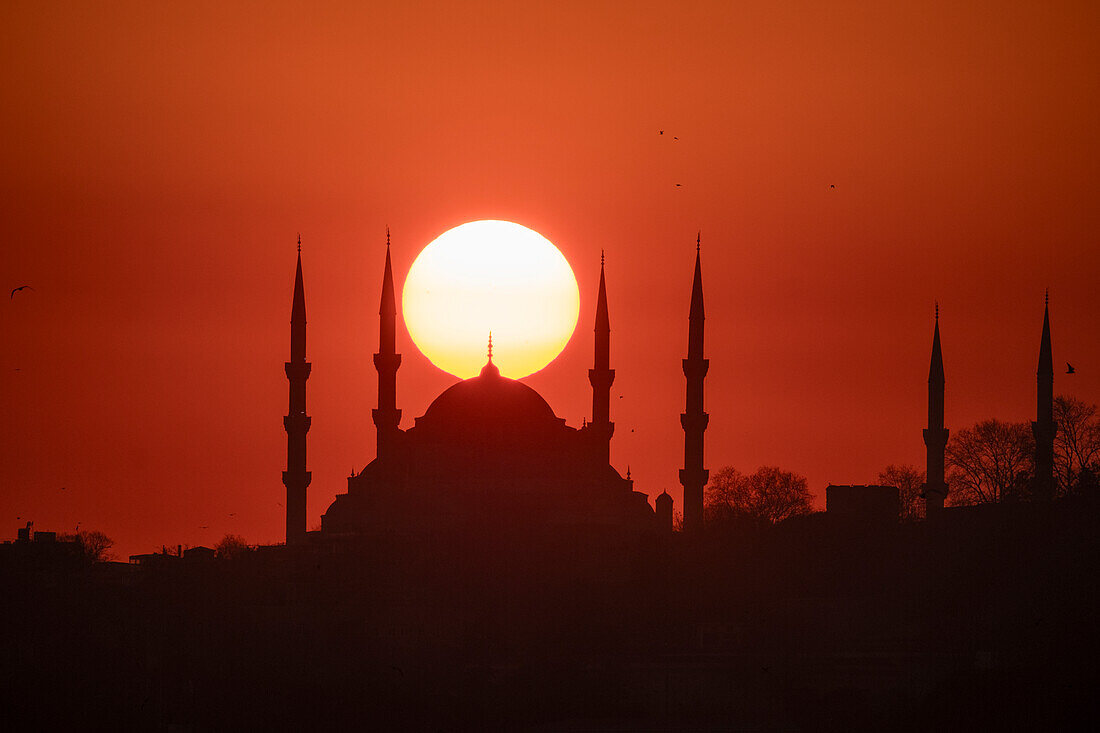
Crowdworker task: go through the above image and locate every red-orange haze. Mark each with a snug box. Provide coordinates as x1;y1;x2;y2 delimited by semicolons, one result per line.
2;1;1098;557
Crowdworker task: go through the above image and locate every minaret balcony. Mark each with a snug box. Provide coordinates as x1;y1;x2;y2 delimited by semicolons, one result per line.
587;368;616;389
285;361;312;379
922;428;949;448
373;352;402;371
282;470;312;488
284;413;312;432
680;412;710;431
372;408;402;430
679;467;710;487
681;358;710;378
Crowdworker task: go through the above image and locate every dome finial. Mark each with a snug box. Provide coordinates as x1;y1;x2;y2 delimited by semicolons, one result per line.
626;465;632;480
479;331;500;378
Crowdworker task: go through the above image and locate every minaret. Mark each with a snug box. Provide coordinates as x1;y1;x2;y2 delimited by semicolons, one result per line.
588;251;615;464
1032;291;1056;500
372;227;402;460
283;236;311;545
921;303;949;514
679;234;709;534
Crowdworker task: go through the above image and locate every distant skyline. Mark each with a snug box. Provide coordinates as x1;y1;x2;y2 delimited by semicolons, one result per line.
2;0;1098;556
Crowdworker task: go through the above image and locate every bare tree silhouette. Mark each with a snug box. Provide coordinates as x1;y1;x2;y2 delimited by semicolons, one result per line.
214;534;252;560
705;466;814;524
58;530;114;562
946;420;1034;505
1054;395;1100;496
877;464;925;520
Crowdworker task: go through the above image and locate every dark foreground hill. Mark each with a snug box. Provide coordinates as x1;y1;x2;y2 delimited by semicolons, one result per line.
2;499;1098;731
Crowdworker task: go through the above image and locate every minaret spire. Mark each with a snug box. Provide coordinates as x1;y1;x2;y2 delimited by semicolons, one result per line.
588;253;615;464
680;236;709;534
372;228;402;460
922;301;948;514
283;240;312;544
1032;291;1056;500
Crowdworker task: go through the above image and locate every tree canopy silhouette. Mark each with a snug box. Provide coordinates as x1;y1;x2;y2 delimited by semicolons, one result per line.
1054;395;1100;497
946;420;1034;505
57;530;114;562
214;534;252;560
705;466;814;524
877;464;925;520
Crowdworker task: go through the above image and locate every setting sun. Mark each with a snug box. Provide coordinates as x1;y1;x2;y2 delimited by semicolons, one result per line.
401;220;580;379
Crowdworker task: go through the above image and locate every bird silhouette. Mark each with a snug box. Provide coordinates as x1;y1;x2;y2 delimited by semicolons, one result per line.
10;285;34;299
675;183;682;187
199;525;208;529
673;136;679;140
228;512;236;517
59;487;66;491
658;130;664;135
829;184;835;189
1067;363;1075;374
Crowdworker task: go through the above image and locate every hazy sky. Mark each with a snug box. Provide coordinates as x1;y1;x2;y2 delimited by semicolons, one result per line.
2;0;1098;556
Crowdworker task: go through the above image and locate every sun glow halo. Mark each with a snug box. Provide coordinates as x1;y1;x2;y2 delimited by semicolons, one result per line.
402;220;580;380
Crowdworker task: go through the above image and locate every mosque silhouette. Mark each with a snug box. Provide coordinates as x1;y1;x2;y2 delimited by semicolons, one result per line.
281;233;710;544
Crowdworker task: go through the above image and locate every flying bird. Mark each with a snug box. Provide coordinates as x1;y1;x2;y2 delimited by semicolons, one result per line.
10;285;34;298
829;184;835;189
228;512;236;517
675;183;682;187
658;130;664;135
1067;363;1075;374
673;136;679;140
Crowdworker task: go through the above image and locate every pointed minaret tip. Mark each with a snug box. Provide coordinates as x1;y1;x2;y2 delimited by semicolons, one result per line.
487;331;493;361
696;231;700;253
386;225;391;248
689;235;705;322
934;300;939;322
297;232;301;253
601;249;605;268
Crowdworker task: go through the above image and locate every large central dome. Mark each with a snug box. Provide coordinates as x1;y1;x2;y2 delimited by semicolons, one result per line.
416;359;561;433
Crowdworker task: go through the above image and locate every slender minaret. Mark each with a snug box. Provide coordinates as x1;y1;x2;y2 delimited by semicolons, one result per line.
588;251;615;464
372;227;402;461
283;236;311;545
922;303;949;514
1032;291;1056;500
679;234;709;534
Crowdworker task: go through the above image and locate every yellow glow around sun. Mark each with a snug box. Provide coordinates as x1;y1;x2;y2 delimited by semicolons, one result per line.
402;220;580;380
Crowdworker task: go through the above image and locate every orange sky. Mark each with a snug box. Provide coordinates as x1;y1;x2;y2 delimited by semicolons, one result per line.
2;0;1098;557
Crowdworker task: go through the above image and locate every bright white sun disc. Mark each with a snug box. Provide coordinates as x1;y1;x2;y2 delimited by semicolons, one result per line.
402;220;580;379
